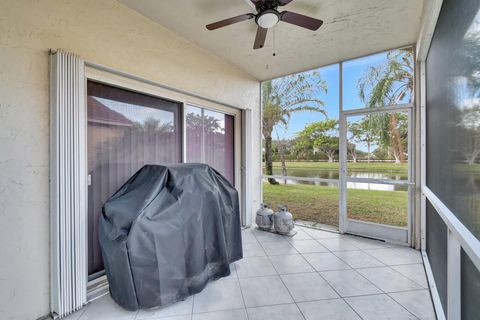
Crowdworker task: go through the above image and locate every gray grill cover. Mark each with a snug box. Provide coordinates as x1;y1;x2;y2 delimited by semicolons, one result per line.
99;164;243;310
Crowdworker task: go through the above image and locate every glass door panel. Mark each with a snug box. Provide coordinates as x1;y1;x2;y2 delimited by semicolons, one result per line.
87;81;182;278
185;105;235;184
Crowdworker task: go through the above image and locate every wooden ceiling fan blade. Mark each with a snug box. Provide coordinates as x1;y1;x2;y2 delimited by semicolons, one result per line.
206;13;254;30
253;27;268;49
280;11;323;31
277;0;293;6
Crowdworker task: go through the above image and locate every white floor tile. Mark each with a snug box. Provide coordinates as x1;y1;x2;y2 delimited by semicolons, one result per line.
79;229;436;320
389;290;436;320
260;239;299;256
356;267;424;293
239;276;293;307
364;249;420;266
317;238;360;252
192;279;244;313
333;251;385;269
252;229;285;243
136;296;192;319
288;228;314;240
269;254;315;274
241;229;259;244
281;272;339;302
247;304;304;320
389;246;423;263
303;252;351;271
79;295;137;320
242;241;266;258
298;299;361;320
391;264;429;288
146;316;190;320
344;236;390;250
288;239;329;253
302;228;342;239
235;256;277;278
345;294;417;320
320;270;382;297
62;308;86;320
192;309;248;320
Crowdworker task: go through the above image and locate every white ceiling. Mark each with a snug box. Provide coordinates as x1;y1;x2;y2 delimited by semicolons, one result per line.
119;0;424;80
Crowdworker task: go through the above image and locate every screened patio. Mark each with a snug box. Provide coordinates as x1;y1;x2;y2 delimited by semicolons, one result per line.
1;0;479;320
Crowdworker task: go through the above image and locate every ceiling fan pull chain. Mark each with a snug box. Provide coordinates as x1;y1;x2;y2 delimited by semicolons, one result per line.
273;28;276;56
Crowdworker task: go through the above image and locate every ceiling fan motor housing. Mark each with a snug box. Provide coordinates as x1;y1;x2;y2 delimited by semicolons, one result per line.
256;9;280;29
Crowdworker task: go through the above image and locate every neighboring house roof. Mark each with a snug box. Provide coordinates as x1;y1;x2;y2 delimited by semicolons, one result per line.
88;96;133;127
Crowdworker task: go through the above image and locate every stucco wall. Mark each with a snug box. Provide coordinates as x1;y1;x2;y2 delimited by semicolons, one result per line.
0;1;261;319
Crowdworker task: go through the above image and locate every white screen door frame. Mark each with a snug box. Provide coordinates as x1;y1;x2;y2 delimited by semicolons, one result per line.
339;104;414;244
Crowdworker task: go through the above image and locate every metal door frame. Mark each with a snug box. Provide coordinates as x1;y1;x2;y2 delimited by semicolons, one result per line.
83;62;247;299
339;103;414;244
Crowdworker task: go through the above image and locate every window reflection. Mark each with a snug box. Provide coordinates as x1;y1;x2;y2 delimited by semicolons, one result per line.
185;105;235;184
87;81;181;276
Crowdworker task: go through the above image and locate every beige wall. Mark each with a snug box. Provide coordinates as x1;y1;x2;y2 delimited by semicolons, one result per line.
0;1;261;319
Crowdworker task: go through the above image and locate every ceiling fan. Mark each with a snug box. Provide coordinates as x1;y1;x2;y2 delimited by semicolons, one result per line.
206;0;323;50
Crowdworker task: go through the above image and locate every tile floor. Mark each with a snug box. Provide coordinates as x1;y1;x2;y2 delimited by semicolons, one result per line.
64;227;436;320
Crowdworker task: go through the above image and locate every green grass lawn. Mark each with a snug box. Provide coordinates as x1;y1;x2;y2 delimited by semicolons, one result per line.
269;161;480;174
268;161;408;173
263;182;408;227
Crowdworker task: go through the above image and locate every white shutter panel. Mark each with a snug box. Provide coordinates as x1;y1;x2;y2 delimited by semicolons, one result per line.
50;50;87;318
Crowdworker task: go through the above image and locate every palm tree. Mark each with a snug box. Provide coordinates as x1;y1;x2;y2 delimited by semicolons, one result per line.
357;48;414;163
263;71;327;184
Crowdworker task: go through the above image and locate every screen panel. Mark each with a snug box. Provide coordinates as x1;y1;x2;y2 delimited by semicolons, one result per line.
426;202;448;313
426;0;480;240
261;64;340;229
426;0;480;316
461;249;480;320
342;49;414;110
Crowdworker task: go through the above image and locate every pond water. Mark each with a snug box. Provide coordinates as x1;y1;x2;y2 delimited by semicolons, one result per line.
270;167;409;191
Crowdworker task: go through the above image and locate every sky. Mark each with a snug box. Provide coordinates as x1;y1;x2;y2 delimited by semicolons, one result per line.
273;52;390;140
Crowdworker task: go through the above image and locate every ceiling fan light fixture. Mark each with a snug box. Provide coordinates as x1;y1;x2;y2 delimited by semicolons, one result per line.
205;0;324;50
256;10;280;29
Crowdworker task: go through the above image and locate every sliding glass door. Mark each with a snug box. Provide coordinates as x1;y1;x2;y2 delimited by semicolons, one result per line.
87;81;182;278
87;82;242;281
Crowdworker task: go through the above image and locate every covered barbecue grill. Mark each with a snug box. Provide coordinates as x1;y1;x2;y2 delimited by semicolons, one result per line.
99;163;243;310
